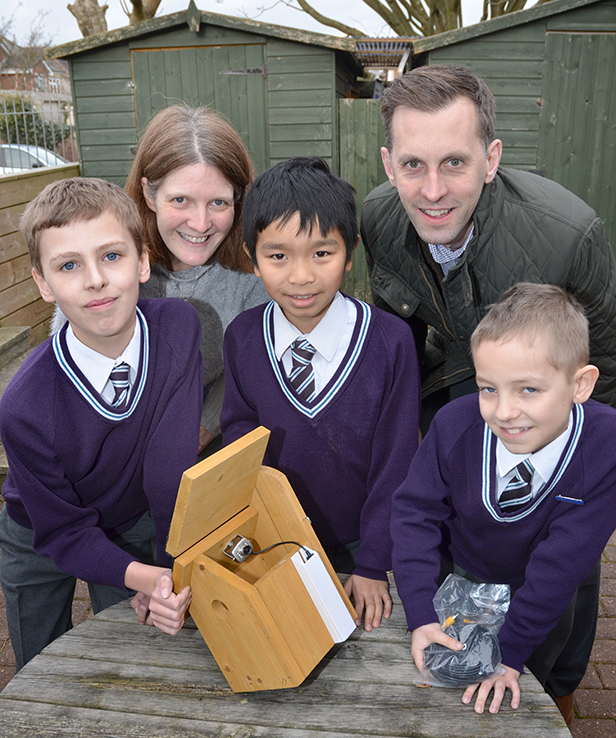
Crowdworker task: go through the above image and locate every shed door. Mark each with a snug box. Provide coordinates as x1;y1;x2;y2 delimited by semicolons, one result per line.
537;32;616;247
131;45;268;173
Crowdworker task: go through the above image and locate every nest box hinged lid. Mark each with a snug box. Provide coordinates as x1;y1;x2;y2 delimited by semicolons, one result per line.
166;426;356;693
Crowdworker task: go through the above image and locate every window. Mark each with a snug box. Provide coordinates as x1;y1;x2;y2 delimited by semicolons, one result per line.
2;147;39;168
49;77;61;93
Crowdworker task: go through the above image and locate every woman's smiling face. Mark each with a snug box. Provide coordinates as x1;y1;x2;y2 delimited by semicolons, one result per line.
142;162;235;271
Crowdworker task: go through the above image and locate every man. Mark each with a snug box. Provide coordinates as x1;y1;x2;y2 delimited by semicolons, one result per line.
361;64;616;430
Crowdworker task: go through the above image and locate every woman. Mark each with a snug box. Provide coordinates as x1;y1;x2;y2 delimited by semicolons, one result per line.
125;106;268;452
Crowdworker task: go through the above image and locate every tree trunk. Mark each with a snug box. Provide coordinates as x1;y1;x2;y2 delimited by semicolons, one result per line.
125;0;164;24
67;0;109;37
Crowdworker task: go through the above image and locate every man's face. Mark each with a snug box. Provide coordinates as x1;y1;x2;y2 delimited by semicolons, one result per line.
381;96;502;250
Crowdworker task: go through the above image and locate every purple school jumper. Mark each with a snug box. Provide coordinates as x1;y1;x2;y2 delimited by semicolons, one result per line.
0;299;202;590
391;394;616;673
221;297;421;581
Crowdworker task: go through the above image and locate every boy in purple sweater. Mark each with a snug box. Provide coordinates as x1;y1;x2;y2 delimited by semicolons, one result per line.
221;157;420;631
0;178;202;670
391;283;616;725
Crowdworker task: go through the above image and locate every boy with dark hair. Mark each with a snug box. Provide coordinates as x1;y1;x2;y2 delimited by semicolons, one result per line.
0;177;202;670
221;157;421;631
391;282;616;725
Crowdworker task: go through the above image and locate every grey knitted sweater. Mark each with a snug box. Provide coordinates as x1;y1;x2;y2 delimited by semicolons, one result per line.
140;263;269;435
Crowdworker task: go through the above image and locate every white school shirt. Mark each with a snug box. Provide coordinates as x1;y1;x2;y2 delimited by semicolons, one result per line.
272;292;356;395
495;411;574;500
65;319;142;404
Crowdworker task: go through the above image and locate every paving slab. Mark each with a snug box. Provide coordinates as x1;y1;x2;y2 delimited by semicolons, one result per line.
592;640;616;665
601;598;616;618
601;580;616;597
596;620;616;639
575;691;616;720
571;719;616;738
597;666;616;691
581;665;604;690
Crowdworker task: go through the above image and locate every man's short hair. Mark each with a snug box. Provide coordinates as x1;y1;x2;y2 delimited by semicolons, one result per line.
381;65;496;153
471;283;590;377
22;177;145;274
243;157;358;263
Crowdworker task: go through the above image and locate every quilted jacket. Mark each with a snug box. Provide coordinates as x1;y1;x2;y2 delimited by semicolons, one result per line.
361;167;616;407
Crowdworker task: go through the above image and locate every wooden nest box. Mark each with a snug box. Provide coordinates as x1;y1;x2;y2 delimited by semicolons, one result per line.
167;426;357;693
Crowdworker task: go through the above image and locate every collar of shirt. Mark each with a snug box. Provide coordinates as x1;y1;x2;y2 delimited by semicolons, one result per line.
495;410;573;496
273;291;350;362
65;319;142;396
272;292;356;395
428;225;475;266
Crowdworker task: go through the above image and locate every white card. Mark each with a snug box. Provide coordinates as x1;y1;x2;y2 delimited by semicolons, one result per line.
291;547;356;643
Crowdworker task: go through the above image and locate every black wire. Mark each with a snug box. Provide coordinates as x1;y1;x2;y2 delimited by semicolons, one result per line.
251;541;312;558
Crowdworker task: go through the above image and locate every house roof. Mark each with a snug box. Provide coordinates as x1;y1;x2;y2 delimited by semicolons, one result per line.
0;36;68;76
412;0;605;54
49;2;356;59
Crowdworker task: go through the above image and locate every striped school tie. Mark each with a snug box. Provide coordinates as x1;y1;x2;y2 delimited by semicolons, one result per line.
500;459;534;511
289;339;316;402
109;362;131;410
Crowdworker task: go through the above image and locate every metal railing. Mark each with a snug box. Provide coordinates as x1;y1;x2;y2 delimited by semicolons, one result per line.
0;93;78;173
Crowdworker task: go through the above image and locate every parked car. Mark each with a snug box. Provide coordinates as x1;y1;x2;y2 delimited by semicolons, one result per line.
0;144;69;174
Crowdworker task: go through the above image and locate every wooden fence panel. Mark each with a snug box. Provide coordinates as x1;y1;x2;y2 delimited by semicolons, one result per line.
0;164;79;346
339;98;388;302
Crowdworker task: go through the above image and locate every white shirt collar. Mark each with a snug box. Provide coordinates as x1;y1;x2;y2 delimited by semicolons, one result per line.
65;319;142;394
273;291;348;361
496;410;574;486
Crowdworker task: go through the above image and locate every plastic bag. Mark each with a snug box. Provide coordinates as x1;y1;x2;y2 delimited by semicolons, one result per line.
414;573;510;688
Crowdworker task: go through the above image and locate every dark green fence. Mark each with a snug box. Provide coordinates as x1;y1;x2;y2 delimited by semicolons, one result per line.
339;98;388;302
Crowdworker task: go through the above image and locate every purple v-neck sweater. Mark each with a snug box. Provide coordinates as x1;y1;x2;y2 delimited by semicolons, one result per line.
392;394;616;672
221;297;421;581
0;299;202;589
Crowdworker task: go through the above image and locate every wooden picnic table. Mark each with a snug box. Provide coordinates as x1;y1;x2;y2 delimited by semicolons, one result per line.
0;583;570;737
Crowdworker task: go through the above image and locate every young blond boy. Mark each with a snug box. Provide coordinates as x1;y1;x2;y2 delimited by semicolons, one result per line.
391;282;615;725
0;177;202;670
221;157;421;631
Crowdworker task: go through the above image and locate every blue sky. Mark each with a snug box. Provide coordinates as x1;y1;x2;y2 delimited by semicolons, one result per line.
4;0;487;47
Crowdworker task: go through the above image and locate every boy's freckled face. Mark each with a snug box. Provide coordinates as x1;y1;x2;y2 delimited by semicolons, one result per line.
253;213;352;334
473;336;584;455
32;211;150;358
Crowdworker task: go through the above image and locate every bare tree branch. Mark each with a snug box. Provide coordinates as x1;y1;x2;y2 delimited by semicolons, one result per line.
251;0;552;37
295;0;365;36
362;0;413;35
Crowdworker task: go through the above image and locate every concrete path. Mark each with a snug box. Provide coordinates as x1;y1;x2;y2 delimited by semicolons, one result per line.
1;535;616;737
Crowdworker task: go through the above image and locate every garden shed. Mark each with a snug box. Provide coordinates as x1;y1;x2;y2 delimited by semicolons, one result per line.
49;2;363;184
411;0;616;248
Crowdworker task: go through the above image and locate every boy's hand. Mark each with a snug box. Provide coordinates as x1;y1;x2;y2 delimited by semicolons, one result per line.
147;570;191;635
344;574;392;631
411;622;464;672
125;563;191;635
130;591;151;624
462;665;521;714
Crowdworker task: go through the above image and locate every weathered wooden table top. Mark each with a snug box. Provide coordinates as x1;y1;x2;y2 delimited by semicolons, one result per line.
0;584;570;737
